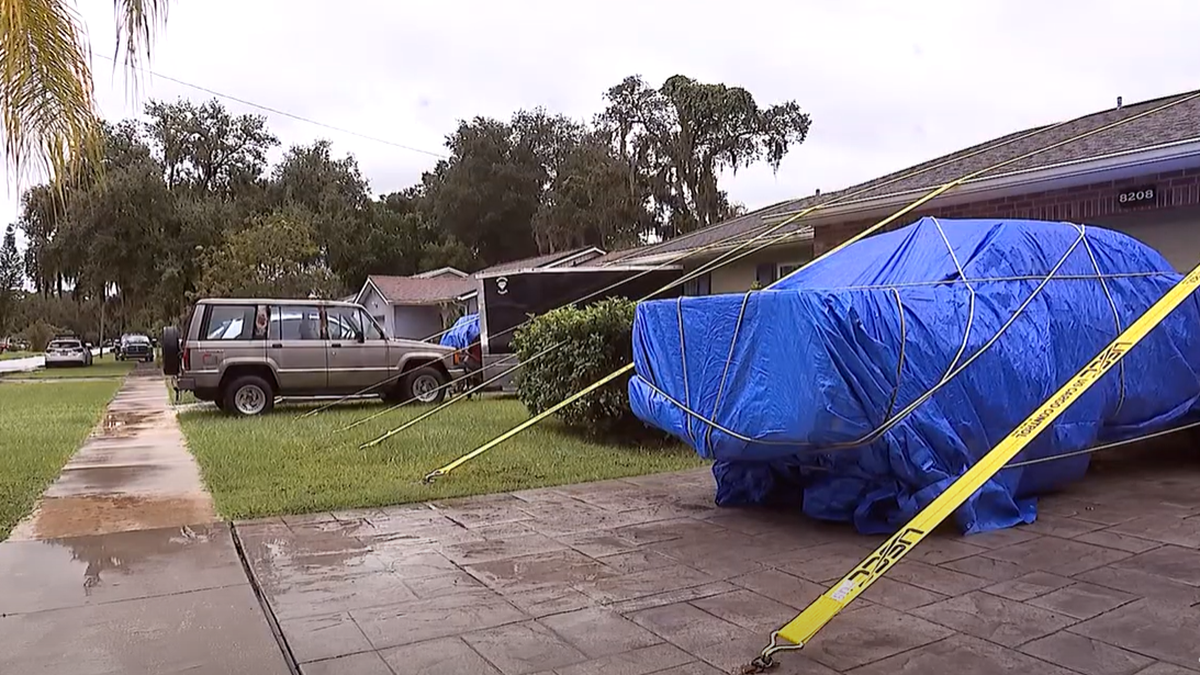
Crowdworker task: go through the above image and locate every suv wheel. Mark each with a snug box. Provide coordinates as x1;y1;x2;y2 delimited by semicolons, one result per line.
224;375;275;416
161;326;182;375
404;367;448;404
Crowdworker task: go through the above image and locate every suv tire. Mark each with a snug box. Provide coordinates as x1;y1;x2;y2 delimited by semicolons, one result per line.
161;326;182;376
403;366;448;404
223;375;275;417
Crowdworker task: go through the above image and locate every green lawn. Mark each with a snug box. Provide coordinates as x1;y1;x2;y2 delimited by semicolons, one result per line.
0;380;120;539
0;351;35;361
4;359;135;380
179;398;704;520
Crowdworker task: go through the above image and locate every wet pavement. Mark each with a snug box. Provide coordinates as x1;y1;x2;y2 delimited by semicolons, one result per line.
240;446;1200;675
8;369;216;540
1;369;289;674
0;347;105;374
0;524;291;674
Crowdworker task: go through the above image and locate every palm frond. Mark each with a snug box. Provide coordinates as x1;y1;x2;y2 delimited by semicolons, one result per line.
0;0;169;190
111;0;168;88
0;0;98;187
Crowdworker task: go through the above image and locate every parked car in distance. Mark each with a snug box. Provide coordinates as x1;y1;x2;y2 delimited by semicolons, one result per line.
162;298;468;416
45;337;93;367
117;334;155;362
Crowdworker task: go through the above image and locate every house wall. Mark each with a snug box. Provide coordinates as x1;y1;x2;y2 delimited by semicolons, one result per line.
710;262;757;294
689;241;815;294
358;285;394;338
812;168;1200;272
392;305;443;341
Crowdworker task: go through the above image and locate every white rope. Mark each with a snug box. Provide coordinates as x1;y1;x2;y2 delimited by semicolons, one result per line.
930;216;977;379
1078;225;1128;419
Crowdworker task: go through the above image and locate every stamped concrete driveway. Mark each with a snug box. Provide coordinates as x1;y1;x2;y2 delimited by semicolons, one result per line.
240;445;1200;675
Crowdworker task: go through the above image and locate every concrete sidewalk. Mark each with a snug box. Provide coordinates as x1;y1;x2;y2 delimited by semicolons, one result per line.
8;368;216;540
0;524;292;675
1;369;290;675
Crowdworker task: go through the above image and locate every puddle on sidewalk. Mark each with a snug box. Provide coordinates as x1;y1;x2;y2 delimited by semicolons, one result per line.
0;523;245;615
9;495;217;541
99;410;155;438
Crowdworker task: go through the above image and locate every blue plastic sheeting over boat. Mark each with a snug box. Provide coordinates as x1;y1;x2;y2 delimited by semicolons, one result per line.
628;217;1200;535
440;313;480;349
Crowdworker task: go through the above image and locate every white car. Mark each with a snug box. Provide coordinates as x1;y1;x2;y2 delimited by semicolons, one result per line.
44;338;93;368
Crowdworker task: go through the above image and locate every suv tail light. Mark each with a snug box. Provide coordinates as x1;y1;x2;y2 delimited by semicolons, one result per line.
182;347;191;371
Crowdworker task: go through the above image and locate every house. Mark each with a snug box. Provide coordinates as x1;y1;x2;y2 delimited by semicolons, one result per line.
596;89;1200;289
355;247;604;340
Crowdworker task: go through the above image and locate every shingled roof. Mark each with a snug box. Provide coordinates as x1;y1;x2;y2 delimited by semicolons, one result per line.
600;88;1200;265
366;275;475;305
365;247;607;305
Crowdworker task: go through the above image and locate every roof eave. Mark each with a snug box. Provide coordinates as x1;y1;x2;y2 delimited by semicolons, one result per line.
610;227;814;266
766;136;1200;226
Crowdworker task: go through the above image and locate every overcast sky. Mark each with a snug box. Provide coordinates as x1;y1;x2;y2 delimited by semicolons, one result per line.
2;0;1198;231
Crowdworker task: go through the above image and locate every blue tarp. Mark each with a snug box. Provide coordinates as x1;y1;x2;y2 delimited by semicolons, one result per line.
629;217;1200;535
440;313;480;349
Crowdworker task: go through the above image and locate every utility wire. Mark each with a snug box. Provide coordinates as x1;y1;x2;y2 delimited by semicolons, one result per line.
93;53;448;159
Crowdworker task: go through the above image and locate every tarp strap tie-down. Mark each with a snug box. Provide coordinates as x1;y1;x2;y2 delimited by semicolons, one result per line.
652;226;1129;454
705;290;755;451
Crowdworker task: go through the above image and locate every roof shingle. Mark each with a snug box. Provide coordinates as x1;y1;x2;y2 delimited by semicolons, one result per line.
368;275;475;305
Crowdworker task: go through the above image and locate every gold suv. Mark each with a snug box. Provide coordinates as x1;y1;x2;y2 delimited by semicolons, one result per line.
163;298;465;416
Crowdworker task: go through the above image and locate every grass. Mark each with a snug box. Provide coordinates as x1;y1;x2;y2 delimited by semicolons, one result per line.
0;351;34;361
3;359;135;380
179;398;705;520
0;380;121;539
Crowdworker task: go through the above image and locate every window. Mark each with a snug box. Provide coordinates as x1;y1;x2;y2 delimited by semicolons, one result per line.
268;305;323;341
755;263;777;287
776;262;803;280
683;272;711;296
204;305;257;341
360;310;385;340
326;306;365;341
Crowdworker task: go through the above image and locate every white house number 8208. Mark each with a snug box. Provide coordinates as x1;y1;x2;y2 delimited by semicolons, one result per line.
1118;188;1155;204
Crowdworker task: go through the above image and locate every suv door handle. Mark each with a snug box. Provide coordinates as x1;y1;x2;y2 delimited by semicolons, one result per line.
331;343;343;348
270;343;282;348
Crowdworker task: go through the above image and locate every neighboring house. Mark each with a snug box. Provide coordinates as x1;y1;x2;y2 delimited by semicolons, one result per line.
354;247;604;340
597;89;1200;290
356;274;476;340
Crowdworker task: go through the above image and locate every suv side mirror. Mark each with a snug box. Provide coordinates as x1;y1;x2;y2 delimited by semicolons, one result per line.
356;330;366;344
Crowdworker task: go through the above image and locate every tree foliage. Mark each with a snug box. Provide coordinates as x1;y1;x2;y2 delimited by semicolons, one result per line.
7;73;810;339
0;222;22;333
600;74;811;236
195;208;337;300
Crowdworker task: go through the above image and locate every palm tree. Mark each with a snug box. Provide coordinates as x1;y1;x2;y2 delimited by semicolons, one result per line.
0;0;169;187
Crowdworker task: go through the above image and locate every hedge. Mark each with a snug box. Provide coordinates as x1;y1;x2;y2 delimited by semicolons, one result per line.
511;298;656;439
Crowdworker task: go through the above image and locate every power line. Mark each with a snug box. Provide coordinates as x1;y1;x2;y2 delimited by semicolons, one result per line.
94;53;448;159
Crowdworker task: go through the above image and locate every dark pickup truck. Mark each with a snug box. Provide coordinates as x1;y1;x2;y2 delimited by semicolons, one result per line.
118;334;155;362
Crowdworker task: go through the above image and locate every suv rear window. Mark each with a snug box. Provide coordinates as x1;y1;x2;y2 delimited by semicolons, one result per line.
203;305;258;341
48;340;81;349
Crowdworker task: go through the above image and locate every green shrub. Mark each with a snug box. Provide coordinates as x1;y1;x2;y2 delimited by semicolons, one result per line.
511;298;655;439
20;319;64;352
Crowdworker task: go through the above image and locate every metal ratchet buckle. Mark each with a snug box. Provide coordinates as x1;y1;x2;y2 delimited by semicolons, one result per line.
741;632;803;673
